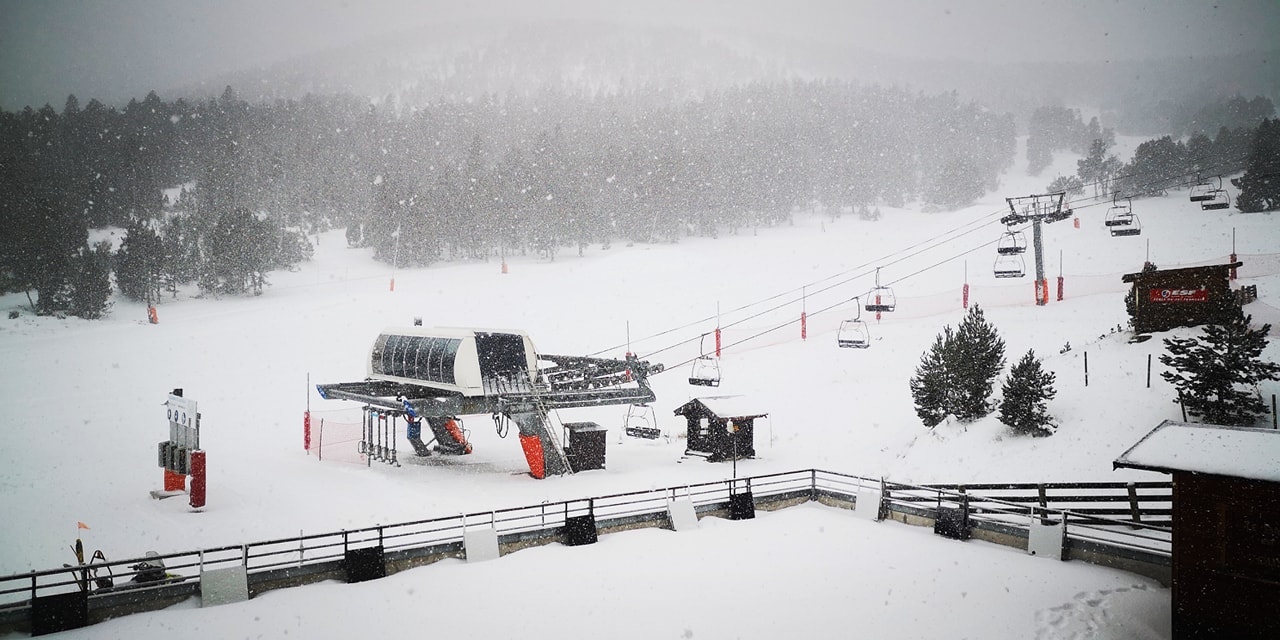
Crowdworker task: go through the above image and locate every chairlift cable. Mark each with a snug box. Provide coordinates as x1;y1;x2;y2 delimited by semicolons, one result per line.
612;153;1252;374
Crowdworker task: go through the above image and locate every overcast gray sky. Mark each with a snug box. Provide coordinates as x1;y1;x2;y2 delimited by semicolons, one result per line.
2;0;1278;111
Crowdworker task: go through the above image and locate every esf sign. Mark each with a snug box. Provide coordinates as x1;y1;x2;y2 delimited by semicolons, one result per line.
1149;288;1209;303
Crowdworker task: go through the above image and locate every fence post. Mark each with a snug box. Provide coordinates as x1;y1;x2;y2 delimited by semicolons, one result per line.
1127;483;1142;527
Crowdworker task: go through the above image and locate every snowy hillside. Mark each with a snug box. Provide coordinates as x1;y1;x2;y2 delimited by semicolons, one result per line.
0;138;1277;582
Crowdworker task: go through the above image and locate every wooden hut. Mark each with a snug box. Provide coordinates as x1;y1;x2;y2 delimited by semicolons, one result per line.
1114;420;1280;639
1121;262;1242;334
674;396;767;462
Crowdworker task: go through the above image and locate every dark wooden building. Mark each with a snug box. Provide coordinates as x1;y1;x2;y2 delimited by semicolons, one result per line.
674;396;767;462
1114;420;1280;639
1121;262;1242;334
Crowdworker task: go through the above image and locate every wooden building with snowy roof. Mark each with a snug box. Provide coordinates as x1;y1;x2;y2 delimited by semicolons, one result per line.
1114;420;1280;639
674;396;767;462
1121;262;1243;334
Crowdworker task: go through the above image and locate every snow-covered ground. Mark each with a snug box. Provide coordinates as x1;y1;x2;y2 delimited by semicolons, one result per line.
1;139;1277;637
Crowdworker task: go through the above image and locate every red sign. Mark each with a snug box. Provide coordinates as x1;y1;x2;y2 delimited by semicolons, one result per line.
1149;288;1209;303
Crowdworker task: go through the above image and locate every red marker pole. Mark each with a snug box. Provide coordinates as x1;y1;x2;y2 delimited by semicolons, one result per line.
715;327;721;358
962;283;969;309
800;287;807;340
189;450;206;509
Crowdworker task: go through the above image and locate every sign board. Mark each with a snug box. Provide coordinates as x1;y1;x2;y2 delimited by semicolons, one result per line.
167;394;199;450
1148;288;1209;303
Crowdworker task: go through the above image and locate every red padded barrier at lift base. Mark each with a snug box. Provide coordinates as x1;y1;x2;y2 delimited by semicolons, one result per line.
518;433;546;479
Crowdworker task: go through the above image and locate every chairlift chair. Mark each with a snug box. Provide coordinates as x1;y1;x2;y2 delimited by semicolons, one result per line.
1189;177;1216;202
1107;193;1132;219
1201;188;1230;211
996;229;1027;255
622;403;663;440
864;267;897;313
688;333;721;387
1104;206;1134;228
837;301;871;348
689;356;721;386
993;254;1026;278
1109;214;1141;237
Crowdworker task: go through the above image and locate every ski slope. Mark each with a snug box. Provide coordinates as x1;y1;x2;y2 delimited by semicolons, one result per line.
1;139;1277;638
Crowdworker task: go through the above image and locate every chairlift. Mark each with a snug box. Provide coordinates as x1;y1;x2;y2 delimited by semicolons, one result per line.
996;229;1027;255
1104;206;1134;228
688;333;721;387
1189;176;1218;202
1201;188;1230;211
1109;214;1141;237
993;253;1026;278
622;403;663;440
837;298;871;348
1107;192;1132;218
864;267;896;313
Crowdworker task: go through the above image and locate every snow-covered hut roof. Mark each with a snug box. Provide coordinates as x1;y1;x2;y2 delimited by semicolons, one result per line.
674;396;768;419
1113;420;1280;483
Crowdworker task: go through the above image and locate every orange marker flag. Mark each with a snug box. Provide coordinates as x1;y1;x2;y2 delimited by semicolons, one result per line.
77;521;90;530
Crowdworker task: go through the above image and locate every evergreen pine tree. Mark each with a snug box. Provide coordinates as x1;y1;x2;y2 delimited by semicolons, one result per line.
910;327;955;428
116;220;164;303
67;241;113;319
1160;314;1280;426
160;216;199;298
951;304;1006;422
1232;118;1280;212
999;349;1057;437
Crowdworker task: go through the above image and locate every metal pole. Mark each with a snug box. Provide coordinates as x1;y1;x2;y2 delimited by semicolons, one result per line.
1146;354;1151;388
1033;218;1046;306
1084;351;1089;387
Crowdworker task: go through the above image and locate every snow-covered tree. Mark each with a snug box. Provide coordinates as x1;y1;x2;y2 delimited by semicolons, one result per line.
909;305;1006;428
910;327;954;428
1232;118;1280;212
67;241;113;319
1160;315;1280;426
999;349;1057;437
115;220;165;303
951;304;1006;422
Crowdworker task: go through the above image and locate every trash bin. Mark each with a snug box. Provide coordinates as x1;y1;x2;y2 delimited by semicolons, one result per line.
564;422;607;471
